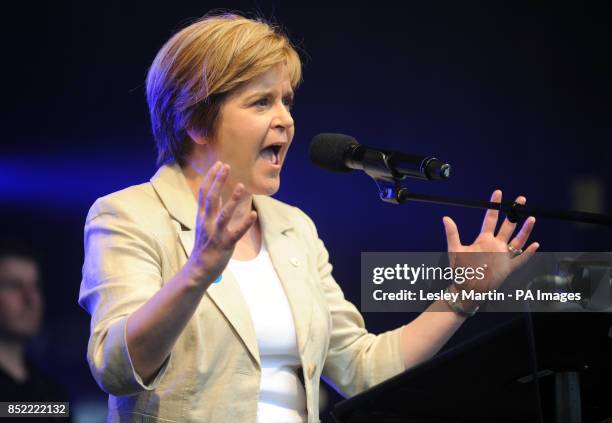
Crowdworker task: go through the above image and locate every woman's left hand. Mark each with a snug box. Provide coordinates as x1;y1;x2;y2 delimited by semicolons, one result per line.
442;189;540;294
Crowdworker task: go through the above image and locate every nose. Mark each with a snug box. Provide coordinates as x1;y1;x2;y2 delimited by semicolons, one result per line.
271;101;294;130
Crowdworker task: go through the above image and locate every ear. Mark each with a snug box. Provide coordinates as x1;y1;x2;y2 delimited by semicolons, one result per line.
186;127;209;146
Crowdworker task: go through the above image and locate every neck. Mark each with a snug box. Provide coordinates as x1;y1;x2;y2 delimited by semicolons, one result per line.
0;337;27;382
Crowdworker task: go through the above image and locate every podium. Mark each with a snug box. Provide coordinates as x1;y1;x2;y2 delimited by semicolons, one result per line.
331;313;612;423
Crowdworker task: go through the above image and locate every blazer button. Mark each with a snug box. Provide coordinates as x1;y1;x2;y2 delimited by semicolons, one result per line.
307;364;316;379
290;257;300;267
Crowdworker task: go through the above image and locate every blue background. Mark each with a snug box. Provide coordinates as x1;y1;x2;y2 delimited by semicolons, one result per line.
2;2;611;421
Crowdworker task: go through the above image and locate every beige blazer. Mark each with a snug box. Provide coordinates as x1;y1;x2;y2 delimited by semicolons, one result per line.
78;163;405;423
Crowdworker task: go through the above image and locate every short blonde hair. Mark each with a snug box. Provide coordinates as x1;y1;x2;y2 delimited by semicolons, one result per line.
146;13;303;167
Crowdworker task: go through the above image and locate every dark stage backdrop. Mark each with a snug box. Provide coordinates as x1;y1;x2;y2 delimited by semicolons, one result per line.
3;2;611;421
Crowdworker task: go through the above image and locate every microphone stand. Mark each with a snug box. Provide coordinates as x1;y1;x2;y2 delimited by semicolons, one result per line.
370;177;612;227
336;145;612;225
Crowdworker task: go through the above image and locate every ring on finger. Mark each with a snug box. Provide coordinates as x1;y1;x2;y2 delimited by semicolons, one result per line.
508;244;523;256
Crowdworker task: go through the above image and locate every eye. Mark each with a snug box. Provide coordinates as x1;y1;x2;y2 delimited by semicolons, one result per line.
252;97;269;108
283;96;294;110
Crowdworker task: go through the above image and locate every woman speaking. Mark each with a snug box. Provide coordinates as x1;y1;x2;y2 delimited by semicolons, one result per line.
78;12;538;423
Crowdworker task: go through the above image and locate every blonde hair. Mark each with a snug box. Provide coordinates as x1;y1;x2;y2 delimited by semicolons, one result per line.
146;12;302;167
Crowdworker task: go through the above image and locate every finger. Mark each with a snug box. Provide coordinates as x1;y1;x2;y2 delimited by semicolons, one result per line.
198;161;222;214
443;216;462;251
223;211;258;246
204;164;229;221
511;241;540;269
215;183;246;231
497;195;526;242
481;190;502;234
509;216;536;250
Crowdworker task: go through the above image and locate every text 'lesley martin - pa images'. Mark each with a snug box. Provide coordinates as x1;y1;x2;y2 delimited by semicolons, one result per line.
360;252;611;313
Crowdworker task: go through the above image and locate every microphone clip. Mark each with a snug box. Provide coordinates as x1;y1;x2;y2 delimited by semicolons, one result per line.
372;177;404;205
357;148;406;204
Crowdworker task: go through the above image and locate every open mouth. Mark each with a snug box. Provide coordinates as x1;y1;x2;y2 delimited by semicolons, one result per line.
260;144;283;166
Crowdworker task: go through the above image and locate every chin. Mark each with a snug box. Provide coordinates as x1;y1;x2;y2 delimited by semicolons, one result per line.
254;179;280;196
261;184;280;196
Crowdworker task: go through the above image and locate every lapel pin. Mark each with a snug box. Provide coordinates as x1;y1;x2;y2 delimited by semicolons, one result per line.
290;257;300;267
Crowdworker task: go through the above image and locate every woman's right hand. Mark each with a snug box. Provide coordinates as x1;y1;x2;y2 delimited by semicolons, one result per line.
187;161;257;286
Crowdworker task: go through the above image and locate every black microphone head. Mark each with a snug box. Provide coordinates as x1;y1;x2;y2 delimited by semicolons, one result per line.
309;133;358;173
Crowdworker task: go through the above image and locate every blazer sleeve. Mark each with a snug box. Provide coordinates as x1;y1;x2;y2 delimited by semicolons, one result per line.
296;208;406;398
78;196;172;396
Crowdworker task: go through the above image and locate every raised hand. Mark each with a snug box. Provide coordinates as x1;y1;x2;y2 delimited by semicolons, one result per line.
442;189;539;293
188;162;257;285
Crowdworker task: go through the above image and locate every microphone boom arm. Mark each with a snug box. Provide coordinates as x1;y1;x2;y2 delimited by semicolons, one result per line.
371;177;612;227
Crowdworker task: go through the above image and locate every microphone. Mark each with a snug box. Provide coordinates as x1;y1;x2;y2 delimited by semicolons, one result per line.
309;133;451;180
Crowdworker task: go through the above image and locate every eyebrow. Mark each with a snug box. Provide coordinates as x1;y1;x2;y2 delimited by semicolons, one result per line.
244;89;294;101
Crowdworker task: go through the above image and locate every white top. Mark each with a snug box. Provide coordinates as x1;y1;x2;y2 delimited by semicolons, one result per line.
229;243;307;423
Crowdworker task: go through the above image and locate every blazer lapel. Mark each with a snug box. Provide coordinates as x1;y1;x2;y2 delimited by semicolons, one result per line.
150;163;198;232
151;164;260;367
254;196;313;357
